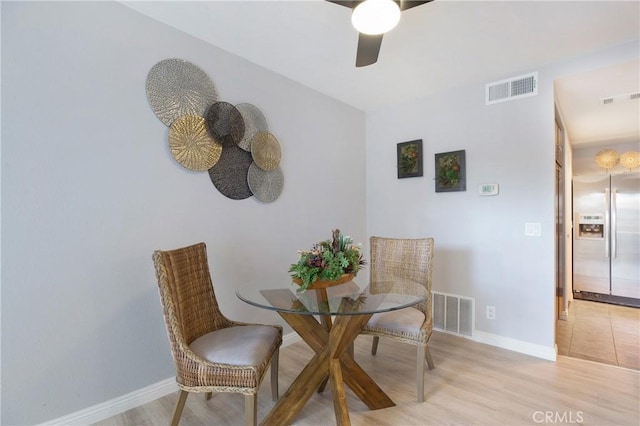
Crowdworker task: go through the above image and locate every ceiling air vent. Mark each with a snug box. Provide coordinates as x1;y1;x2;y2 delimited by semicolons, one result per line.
485;72;538;105
601;92;640;105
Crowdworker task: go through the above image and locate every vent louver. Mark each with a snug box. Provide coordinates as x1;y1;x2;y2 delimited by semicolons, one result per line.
433;291;474;337
486;72;538;105
601;92;640;105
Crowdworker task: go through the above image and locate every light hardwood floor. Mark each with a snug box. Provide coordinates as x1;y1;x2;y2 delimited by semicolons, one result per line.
95;331;639;425
556;299;640;370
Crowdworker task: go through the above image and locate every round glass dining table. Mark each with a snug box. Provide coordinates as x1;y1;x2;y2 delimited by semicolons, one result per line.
236;279;426;426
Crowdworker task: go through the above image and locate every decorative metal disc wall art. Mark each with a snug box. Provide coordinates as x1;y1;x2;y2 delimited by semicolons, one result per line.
146;58;284;203
205;102;245;146
146;59;218;126
236;103;268;152
248;163;284;203
251;132;281;171
168;115;222;171
208;144;254;200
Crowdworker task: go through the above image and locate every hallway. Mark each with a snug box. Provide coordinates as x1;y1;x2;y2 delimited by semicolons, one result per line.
556;299;640;370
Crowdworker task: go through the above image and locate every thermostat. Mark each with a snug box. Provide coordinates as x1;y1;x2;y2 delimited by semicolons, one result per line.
479;183;499;196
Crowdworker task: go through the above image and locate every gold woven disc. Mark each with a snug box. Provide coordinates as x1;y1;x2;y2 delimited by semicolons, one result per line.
251;131;281;171
168;115;222;171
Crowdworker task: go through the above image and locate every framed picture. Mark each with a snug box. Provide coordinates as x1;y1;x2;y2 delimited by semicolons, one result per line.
397;139;423;179
435;150;466;192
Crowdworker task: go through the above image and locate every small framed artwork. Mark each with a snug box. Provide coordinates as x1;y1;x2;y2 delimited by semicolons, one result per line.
435;150;466;192
397;139;423;179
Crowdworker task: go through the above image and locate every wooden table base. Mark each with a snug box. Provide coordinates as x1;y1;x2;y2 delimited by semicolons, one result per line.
260;311;395;426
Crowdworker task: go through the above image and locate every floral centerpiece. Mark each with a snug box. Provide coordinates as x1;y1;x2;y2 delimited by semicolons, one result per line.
289;229;366;291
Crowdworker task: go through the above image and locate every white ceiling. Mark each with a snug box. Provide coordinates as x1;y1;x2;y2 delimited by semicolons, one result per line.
555;60;639;146
123;0;640;146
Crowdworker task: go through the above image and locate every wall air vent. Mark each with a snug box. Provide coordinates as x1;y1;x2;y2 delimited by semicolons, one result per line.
600;92;640;105
485;72;538;105
432;291;474;337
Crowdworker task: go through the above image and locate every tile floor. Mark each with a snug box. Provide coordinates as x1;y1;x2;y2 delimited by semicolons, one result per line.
556;299;640;370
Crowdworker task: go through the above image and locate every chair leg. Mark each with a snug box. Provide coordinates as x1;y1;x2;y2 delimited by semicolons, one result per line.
204;392;212;401
416;346;426;403
245;393;257;426
371;336;380;355
170;390;189;426
271;348;279;401
426;345;435;370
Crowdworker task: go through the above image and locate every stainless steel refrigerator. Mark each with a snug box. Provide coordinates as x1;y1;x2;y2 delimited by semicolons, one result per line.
573;172;640;306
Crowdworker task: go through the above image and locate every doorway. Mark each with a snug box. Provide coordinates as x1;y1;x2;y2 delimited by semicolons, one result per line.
554;116;566;323
553;61;640;367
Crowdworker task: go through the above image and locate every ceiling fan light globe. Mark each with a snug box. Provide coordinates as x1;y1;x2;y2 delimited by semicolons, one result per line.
351;0;401;35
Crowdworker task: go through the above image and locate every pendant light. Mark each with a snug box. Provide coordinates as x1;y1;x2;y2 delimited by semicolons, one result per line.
619;151;640;171
594;149;620;172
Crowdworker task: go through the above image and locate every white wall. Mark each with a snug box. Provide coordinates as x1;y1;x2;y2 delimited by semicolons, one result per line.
366;40;639;353
1;2;365;424
367;81;557;347
367;42;639;353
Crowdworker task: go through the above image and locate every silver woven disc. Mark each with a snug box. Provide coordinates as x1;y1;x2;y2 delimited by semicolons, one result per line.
146;58;218;126
247;163;284;203
236;103;268;152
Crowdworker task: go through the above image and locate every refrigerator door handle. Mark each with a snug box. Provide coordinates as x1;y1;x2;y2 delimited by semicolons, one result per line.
612;189;617;259
605;188;610;258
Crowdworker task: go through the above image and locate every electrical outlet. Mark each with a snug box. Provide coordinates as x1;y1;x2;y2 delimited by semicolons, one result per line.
525;222;542;237
486;306;496;320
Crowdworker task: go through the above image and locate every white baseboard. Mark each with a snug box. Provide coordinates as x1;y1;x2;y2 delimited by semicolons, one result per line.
38;332;301;426
472;330;557;361
37;378;178;426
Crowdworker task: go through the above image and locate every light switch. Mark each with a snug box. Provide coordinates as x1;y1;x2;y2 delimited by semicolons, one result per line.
525;222;541;237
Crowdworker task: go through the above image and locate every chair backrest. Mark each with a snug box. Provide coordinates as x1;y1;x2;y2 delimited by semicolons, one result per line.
369;236;434;316
152;242;231;355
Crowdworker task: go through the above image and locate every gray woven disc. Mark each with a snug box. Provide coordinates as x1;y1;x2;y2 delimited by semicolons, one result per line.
247;163;284;203
205;102;245;147
146;59;218;126
236;103;268;152
208;144;253;200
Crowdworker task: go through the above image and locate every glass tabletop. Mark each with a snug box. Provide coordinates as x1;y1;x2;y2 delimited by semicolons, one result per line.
236;279;426;316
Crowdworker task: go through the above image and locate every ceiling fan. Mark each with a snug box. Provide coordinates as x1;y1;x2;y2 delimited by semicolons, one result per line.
327;0;434;67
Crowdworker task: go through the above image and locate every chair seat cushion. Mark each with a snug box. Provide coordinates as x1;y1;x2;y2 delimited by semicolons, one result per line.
365;307;425;337
189;325;279;367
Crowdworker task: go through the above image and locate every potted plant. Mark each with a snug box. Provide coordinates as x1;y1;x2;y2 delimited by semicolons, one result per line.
289;229;366;291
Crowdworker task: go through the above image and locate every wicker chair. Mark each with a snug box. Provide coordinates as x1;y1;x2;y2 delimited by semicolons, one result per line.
152;242;282;426
359;236;435;403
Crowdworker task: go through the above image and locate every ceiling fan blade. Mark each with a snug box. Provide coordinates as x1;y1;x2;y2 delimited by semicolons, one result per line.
326;0;434;66
325;0;357;8
400;0;433;11
326;0;434;11
355;33;383;67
